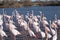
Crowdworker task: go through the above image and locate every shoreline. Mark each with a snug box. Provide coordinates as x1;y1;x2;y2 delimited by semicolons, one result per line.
0;1;60;8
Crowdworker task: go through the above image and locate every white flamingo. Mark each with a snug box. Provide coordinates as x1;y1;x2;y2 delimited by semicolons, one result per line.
50;21;56;35
9;14;21;36
41;14;49;30
0;15;3;26
0;26;7;37
40;31;46;38
52;14;58;40
4;14;21;36
19;19;36;37
0;15;7;37
42;16;49;25
26;15;39;30
49;20;57;40
39;11;48;25
26;12;46;38
42;20;51;39
35;15;46;37
33;14;51;39
9;20;21;36
41;14;52;40
20;20;29;30
52;34;57;40
26;14;46;39
33;21;41;33
15;12;36;38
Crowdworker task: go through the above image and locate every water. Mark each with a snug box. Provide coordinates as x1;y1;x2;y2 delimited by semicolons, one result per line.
0;6;60;20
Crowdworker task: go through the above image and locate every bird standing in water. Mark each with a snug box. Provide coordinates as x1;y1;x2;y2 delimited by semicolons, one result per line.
41;14;52;40
0;15;7;40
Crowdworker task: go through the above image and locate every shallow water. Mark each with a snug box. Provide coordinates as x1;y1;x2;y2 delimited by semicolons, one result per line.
0;6;60;20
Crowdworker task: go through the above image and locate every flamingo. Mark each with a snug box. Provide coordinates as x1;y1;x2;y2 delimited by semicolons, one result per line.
26;12;46;39
0;15;7;38
20;20;29;30
19;18;36;38
52;34;57;40
33;21;41;33
14;12;36;38
5;16;21;40
39;11;48;25
0;28;7;40
49;21;56;35
42;20;52;39
41;14;52;40
49;20;57;40
4;14;21;36
34;15;51;39
52;14;58;40
42;16;49;25
53;14;60;27
0;15;3;26
0;26;7;37
13;10;22;24
8;14;21;35
26;14;46;39
14;10;23;25
42;21;52;40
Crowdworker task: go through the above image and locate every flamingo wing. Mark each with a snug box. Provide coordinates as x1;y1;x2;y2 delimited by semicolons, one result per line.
52;34;57;40
57;20;60;26
10;29;21;36
28;29;36;37
9;23;17;29
0;29;7;37
51;28;56;35
40;31;45;38
47;33;52;38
